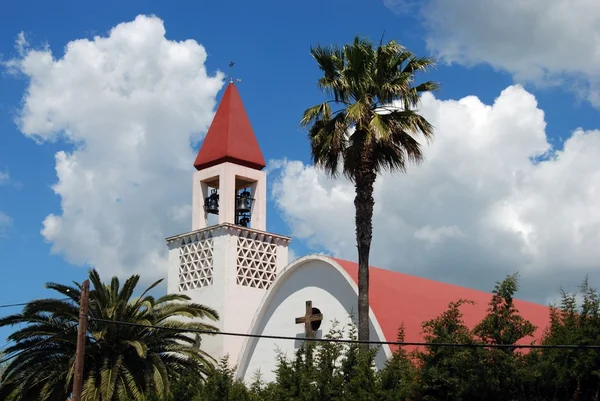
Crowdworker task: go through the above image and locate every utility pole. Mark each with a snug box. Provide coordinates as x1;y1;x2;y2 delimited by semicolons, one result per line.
72;279;89;401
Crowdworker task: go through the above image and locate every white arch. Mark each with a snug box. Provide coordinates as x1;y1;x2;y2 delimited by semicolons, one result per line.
235;254;391;382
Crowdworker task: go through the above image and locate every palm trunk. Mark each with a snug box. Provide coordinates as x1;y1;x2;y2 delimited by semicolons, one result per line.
354;160;377;351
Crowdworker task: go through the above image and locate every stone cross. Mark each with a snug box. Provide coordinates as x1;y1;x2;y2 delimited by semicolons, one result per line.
295;300;323;339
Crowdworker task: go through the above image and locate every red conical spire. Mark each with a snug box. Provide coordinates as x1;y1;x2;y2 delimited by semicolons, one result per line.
194;82;266;171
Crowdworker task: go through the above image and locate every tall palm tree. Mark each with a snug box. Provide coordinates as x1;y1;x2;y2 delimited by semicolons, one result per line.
0;269;219;401
301;36;438;345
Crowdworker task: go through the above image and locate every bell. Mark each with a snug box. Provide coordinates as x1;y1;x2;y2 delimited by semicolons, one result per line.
204;189;219;214
236;190;253;213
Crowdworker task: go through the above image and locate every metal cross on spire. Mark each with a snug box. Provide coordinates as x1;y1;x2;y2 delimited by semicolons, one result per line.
228;61;242;84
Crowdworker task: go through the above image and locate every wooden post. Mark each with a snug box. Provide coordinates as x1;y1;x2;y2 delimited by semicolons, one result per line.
72;279;90;401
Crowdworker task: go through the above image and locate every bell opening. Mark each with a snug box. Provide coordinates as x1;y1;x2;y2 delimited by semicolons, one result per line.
235;188;254;227
204;188;219;215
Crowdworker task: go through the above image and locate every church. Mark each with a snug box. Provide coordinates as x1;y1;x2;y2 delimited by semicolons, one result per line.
165;81;551;383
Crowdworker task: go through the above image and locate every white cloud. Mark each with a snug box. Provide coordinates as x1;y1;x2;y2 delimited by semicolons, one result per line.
414;225;465;247
270;85;600;303
411;0;600;107
0;211;11;238
287;248;299;264
0;171;10;237
15;32;28;56
10;15;224;278
382;0;420;15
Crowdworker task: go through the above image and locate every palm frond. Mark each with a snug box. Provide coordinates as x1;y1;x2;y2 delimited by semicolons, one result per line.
155;302;219;322
22;298;79;319
154;292;191;304
308;112;350;178
302;35;437;183
45;282;81;300
384;109;435;143
402;54;437;74
300;102;333;128
311;44;349;103
0;269;220;400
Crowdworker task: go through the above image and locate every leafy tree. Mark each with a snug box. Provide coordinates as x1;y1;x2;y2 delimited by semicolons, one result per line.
339;342;379;401
160;369;203;401
0;269;219;401
301;35;438;345
531;277;600;401
474;273;536;348
417;299;487;401
20;271;592;401
472;273;536;401
308;321;346;400
191;356;253;401
416;274;543;401
378;326;421;401
158;356;262;401
269;346;318;400
258;321;382;401
150;273;600;401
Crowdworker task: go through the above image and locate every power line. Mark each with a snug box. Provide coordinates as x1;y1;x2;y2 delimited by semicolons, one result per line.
88;318;600;350
0;341;13;351
0;325;77;365
0;298;72;309
0;302;34;309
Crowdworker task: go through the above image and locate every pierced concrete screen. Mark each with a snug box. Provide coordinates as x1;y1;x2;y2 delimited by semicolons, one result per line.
179;232;214;291
236;235;277;289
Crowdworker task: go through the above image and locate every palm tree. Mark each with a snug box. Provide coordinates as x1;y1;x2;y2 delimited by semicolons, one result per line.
0;269;219;401
301;36;438;345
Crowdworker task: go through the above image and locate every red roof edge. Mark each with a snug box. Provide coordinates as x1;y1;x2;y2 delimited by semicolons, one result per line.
332;258;551;353
194;156;266;171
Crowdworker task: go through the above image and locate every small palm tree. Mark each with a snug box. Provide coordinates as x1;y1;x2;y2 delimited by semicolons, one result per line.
0;269;219;401
301;36;438;345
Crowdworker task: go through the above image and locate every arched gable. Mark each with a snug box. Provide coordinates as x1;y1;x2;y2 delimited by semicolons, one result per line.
235;254;391;382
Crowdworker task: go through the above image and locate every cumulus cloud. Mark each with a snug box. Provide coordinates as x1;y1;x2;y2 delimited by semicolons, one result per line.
9;15;224;278
0;171;11;237
382;0;420;15
393;0;600;107
0;212;11;237
287;248;299;264
0;171;9;185
271;85;600;303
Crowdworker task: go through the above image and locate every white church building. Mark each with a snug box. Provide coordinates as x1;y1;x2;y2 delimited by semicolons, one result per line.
165;82;550;383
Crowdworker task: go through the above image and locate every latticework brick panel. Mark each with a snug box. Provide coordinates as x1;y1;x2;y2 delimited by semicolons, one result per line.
237;235;278;289
179;232;214;291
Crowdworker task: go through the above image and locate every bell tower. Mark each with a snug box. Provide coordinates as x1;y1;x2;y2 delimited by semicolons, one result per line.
191;81;267;232
165;82;290;366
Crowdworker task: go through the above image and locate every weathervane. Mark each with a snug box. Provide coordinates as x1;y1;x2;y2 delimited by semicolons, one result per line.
229;61;242;84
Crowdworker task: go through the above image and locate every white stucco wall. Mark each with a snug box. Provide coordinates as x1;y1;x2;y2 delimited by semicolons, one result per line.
166;224;291;366
167;230;229;361
236;255;391;383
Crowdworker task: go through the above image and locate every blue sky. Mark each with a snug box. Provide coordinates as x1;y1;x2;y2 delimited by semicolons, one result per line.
1;0;600;345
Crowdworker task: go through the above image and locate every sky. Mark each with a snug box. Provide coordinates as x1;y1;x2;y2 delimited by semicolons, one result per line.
1;0;600;345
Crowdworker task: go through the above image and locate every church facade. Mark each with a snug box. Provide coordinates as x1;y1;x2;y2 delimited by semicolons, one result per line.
165;82;551;383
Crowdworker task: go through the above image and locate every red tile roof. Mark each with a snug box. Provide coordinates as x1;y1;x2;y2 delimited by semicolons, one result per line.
194;82;266;171
333;258;551;351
